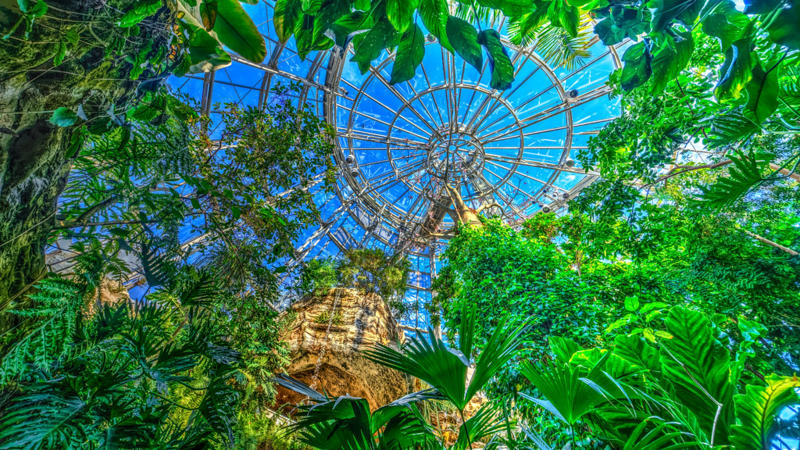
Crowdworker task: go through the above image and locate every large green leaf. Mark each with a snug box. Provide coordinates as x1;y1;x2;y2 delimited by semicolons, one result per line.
659;307;735;444
695;150;774;208
701;0;750;52
619;41;651;91
352;19;398;74
520;352;613;427
180;22;232;75
764;1;800;50
387;0;418;33
446;16;483;71
731;375;800;450
478;29;515;90
330;11;372;47
648;0;701;31
465;313;526;401
475;0;534;17
649;32;693;91
364;329;470;409
274;0;303;42
546;0;580;37
390;23;425;84
212;0;267;62
594;5;648;45
419;0;453;52
715;36;753;101
745;59;780;123
117;0;161;28
49;107;79;127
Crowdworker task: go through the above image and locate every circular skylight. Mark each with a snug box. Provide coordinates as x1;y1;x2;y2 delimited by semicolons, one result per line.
171;1;626;326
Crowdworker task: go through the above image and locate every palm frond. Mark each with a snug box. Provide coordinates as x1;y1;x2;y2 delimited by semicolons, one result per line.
693;150;775;208
509;14;594;70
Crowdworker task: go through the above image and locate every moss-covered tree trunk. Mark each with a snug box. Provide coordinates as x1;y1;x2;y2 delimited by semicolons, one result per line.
0;1;158;302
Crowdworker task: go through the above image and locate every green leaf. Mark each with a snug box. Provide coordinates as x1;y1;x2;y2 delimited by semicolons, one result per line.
702;0;749;52
694;150;774;208
594;6;647;45
549;336;581;363
546;0;580;37
331;11;372;47
648;0;701;31
475;0;534;17
715;37;753;101
118;0;161;27
605;317;630;334
390;24;425;84
352;19;397;74
649;32;693;91
744;59;780;124
478;29;514;90
200;0;218;29
446;16;483;71
731;375;800;450
624;296;639;312
419;0;453;52
274;0;303;42
181;22;233;74
49;107;79;127
764;1;800;50
660;307;736;443
387;0;418;33
619;41;651;91
213;0;267;62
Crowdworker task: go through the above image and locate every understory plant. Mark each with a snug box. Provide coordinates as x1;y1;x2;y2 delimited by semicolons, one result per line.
521;306;800;449
0;268;241;448
277;304;527;449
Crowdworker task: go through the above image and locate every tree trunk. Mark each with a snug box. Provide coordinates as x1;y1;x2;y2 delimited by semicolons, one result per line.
0;1;161;302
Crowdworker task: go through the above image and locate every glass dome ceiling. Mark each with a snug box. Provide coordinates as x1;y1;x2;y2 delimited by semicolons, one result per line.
171;1;625;328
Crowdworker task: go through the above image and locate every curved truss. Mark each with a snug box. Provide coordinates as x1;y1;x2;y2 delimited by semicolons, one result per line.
171;2;625;325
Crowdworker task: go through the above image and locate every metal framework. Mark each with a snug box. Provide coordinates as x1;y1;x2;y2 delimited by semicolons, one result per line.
171;1;625;326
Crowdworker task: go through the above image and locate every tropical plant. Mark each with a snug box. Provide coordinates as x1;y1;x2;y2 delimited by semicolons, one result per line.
0;0;267;302
521;307;800;449
278;303;527;448
0;268;241;449
276;375;439;449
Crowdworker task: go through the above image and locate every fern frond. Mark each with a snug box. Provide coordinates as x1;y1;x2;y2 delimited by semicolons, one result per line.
0;277;87;383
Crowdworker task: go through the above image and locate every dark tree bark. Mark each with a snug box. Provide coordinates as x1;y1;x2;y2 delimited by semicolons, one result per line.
0;1;169;302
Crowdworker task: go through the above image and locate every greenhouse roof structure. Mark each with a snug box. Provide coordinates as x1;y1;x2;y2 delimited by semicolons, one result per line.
170;1;626;326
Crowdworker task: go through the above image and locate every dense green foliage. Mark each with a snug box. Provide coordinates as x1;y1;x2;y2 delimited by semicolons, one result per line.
2;0;800;448
278;303;527;449
0;269;241;448
279;303;800;449
297;248;411;312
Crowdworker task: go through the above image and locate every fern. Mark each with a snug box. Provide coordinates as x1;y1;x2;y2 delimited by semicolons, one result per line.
0;277;87;383
0;269;241;448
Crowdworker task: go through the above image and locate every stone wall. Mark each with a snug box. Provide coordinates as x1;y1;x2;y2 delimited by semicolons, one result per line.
275;287;413;411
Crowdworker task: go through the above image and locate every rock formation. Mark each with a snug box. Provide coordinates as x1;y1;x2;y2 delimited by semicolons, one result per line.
275;287;413;411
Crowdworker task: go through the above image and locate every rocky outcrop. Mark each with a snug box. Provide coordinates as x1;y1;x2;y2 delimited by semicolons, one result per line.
275;287;413;411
